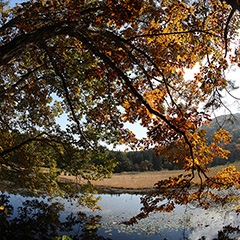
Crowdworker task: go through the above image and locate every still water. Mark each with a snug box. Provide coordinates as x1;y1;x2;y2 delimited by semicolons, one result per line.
1;191;240;240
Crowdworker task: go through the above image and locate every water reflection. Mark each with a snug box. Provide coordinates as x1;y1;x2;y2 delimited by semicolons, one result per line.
187;205;240;240
0;193;111;240
0;192;239;240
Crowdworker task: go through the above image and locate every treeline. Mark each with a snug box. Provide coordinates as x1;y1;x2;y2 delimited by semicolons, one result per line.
109;149;179;173
110;114;240;173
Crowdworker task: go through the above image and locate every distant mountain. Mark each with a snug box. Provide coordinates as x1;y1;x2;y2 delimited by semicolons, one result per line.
202;113;240;166
203;113;240;142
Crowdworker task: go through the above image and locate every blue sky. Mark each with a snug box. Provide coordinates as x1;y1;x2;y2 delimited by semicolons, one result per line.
9;0;23;7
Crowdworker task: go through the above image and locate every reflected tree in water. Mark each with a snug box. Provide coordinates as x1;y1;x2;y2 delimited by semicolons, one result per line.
198;225;240;240
0;193;111;240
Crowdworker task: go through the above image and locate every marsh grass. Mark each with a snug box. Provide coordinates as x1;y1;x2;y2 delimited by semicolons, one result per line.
58;162;240;190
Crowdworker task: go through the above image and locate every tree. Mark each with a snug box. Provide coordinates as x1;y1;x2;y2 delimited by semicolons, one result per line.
1;0;240;216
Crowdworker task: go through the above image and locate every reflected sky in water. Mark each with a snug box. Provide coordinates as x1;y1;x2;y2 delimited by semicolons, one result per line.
4;192;240;240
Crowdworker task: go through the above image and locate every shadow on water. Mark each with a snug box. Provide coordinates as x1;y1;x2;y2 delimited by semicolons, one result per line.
0;190;240;240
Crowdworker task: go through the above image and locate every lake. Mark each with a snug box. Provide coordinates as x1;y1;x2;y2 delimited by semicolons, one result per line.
0;191;240;240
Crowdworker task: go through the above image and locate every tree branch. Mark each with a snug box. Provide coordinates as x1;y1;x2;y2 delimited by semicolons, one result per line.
0;132;46;158
70;29;196;165
0;21;81;66
40;42;96;150
224;8;235;58
126;29;217;41
0;65;44;97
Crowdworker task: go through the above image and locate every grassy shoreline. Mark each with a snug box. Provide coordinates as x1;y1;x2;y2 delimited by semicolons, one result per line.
58;162;240;190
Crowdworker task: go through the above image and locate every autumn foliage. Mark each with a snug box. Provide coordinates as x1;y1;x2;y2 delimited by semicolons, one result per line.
1;0;240;216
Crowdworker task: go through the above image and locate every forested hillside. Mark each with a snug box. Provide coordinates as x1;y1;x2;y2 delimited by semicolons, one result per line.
203;113;240;166
111;113;240;172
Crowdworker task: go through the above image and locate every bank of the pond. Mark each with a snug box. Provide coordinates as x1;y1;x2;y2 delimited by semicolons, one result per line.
58;163;240;190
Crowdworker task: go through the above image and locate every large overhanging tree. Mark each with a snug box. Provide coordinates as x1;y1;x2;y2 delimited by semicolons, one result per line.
1;0;240;216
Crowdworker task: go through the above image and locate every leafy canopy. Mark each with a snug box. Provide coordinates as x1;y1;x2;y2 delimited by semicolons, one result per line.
1;0;240;215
